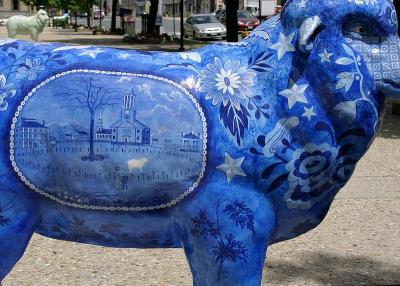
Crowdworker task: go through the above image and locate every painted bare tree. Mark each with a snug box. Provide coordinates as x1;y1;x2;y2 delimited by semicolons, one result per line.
58;77;121;161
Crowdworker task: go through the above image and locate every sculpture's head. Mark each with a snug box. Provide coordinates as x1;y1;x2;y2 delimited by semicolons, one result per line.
277;0;399;131
36;9;50;24
249;0;399;212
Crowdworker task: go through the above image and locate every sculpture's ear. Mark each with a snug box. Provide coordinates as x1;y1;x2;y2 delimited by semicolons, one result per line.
298;16;323;53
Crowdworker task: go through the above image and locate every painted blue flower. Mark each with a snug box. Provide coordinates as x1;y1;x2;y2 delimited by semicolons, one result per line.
332;154;357;184
16;58;45;81
0;74;16;111
284;144;338;210
200;58;256;110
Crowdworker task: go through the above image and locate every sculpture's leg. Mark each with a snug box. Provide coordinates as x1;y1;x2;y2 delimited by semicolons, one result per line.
6;28;16;39
0;190;38;283
31;31;39;42
178;183;275;286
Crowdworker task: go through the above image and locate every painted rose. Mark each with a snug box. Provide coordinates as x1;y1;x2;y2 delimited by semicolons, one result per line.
284;144;338;210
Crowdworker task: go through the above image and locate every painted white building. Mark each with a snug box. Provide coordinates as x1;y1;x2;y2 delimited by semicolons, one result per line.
180;131;201;152
110;89;151;145
16;118;50;149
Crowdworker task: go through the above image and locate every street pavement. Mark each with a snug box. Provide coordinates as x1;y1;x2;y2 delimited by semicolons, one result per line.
0;27;399;286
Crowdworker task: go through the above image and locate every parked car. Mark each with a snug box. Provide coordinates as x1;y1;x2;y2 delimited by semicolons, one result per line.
219;10;261;31
77;11;88;18
93;10;105;19
76;11;87;18
214;9;225;19
184;14;227;40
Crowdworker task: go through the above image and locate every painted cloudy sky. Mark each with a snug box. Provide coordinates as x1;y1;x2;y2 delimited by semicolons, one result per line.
19;73;203;138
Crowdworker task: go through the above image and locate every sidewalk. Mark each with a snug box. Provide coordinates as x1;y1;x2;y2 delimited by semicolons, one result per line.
0;26;207;51
1;27;399;286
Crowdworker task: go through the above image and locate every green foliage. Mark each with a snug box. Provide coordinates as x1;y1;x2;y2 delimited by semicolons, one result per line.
21;0;99;12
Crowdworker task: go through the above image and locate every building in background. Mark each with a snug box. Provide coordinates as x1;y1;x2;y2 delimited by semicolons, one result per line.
120;0;136;14
0;0;30;18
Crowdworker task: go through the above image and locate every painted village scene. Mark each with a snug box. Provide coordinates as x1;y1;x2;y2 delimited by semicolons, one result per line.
12;73;205;208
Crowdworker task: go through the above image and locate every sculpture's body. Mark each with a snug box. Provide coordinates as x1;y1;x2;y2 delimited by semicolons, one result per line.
52;14;69;29
6;10;49;42
0;0;399;285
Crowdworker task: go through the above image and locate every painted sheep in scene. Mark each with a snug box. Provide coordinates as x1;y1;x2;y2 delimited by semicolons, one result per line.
52;13;70;29
6;10;49;42
0;0;399;285
128;158;149;173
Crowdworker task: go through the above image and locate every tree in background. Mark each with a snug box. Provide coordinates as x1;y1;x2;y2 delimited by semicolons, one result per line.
195;0;202;13
110;0;118;33
146;0;159;34
22;0;98;27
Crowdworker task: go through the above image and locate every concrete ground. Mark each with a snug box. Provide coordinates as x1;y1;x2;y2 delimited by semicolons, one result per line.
0;26;207;51
1;27;399;286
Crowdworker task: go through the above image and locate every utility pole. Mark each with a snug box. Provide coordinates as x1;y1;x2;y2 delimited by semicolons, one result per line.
179;0;185;51
258;0;262;21
99;1;103;29
173;0;176;35
226;0;239;42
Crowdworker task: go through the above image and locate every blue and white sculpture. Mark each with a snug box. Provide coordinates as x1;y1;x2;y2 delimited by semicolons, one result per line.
0;0;399;285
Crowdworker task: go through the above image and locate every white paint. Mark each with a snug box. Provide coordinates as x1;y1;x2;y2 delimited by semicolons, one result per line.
127;157;148;172
6;10;49;42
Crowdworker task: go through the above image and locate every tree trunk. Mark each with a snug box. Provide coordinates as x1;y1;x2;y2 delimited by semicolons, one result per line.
89;113;95;160
147;0;159;34
111;0;118;33
195;0;203;13
226;0;239;42
210;0;215;13
87;1;91;27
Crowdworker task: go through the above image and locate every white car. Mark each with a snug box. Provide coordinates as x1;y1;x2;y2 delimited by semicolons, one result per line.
184;14;227;40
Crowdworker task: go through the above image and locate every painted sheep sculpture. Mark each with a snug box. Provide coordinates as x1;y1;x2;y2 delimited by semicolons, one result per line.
0;0;399;285
52;14;70;29
6;9;49;42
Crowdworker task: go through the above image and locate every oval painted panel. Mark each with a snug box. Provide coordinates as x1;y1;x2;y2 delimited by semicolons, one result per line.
10;70;207;211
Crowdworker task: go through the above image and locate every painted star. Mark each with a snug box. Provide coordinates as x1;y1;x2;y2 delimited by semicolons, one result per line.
319;49;333;63
270;33;296;60
279;83;309;109
302;106;316;120
217;153;246;183
79;48;105;59
296;0;308;9
117;52;130;59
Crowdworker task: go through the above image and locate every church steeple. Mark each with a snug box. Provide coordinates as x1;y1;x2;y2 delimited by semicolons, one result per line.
122;88;136;122
97;108;103;131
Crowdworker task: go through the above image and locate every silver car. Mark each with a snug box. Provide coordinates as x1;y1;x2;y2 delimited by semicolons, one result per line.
184;14;227;40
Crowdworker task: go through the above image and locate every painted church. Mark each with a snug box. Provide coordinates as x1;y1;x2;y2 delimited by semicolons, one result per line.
96;88;151;145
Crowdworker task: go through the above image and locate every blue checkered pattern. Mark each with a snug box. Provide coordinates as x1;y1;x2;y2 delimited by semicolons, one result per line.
350;36;400;80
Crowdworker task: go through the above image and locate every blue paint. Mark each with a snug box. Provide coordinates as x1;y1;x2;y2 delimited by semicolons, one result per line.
0;0;399;285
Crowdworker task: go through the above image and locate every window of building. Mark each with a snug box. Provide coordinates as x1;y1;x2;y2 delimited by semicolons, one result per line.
12;0;19;10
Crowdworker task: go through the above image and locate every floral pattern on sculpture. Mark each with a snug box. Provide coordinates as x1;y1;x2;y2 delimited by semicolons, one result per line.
200;58;256;111
284;144;338;210
0;74;16;111
16;58;45;81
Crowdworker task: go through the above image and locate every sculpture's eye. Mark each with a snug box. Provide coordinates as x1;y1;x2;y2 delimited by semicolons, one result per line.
343;21;372;40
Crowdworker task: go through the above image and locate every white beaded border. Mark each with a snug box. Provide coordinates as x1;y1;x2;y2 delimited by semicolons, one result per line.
9;69;208;212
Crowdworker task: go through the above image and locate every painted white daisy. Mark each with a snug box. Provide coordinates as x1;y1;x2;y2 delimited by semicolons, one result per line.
200;58;256;110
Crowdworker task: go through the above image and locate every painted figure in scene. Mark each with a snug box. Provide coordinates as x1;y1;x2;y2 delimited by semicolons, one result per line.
6;9;49;42
0;0;399;285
